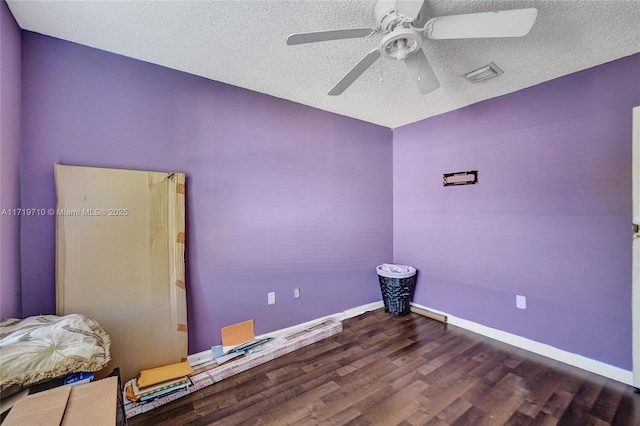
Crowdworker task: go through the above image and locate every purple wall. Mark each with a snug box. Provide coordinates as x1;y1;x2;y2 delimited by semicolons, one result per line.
0;0;22;320
20;32;392;353
394;53;640;370
15;16;638;368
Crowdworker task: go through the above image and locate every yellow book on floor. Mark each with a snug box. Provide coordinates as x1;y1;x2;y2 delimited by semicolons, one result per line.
137;361;193;389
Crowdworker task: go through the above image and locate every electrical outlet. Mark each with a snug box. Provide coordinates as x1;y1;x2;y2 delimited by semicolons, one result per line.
268;292;276;305
516;295;526;309
294;288;300;299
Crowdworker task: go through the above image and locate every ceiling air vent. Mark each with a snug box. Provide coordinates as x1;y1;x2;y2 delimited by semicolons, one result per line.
464;62;503;83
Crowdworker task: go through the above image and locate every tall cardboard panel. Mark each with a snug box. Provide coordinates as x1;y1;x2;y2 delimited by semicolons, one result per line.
55;164;187;381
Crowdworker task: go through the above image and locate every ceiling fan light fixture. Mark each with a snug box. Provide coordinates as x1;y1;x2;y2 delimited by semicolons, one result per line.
464;62;503;83
389;39;411;59
380;28;422;60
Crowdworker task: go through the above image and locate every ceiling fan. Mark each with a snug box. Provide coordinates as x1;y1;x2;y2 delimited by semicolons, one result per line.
286;0;538;96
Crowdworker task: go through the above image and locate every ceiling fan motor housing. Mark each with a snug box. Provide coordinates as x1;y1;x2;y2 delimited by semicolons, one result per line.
374;0;414;32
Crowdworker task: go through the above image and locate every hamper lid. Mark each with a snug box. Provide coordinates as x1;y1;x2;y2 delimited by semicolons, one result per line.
377;264;416;279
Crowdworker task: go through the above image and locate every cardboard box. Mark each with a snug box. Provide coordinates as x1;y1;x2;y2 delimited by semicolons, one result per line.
3;377;121;426
55;164;188;382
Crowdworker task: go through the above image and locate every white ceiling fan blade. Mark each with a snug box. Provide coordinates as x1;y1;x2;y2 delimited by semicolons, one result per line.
425;8;538;39
404;48;440;95
396;0;425;21
287;28;375;45
328;48;381;96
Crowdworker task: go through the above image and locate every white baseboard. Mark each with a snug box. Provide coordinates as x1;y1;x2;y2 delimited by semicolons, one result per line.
256;300;385;341
342;301;385;320
410;302;634;386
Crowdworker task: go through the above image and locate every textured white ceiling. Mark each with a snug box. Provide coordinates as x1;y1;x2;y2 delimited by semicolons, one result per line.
7;0;640;128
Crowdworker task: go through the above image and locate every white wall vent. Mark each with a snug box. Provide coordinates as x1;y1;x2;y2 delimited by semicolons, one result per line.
464;62;504;83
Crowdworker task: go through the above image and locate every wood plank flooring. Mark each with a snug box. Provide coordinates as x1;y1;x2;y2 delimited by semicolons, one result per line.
129;309;640;425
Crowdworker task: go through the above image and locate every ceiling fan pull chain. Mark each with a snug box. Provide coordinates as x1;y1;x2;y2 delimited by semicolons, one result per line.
380;59;384;83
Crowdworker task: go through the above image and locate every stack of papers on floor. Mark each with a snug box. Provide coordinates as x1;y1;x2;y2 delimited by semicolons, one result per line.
214;337;274;365
214;319;273;365
125;361;193;402
123;319;343;419
127;376;192;402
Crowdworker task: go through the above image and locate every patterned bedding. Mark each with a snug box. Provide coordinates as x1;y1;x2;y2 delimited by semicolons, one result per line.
0;314;111;392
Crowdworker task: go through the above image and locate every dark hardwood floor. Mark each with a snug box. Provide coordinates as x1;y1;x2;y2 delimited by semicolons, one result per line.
129;309;640;425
